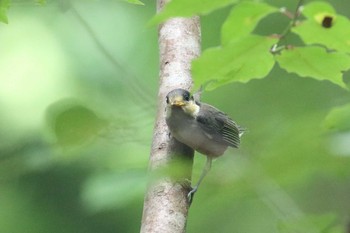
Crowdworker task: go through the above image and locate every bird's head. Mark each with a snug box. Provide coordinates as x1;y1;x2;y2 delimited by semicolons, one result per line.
166;89;200;118
166;89;191;106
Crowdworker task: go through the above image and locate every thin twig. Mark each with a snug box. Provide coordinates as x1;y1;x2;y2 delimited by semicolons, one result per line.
270;0;304;54
279;0;304;39
69;3;154;106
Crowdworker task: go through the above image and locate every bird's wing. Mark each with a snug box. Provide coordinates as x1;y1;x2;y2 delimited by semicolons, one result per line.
196;103;242;148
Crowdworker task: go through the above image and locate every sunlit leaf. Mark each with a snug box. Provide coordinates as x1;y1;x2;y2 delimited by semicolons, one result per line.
192;35;277;90
123;0;144;5
221;1;278;45
275;46;350;89
0;0;10;24
302;1;336;18
324;104;350;131
36;0;46;5
293;2;350;53
149;0;238;25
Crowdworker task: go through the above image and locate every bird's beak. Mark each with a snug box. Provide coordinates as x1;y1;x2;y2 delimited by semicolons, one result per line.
170;96;186;106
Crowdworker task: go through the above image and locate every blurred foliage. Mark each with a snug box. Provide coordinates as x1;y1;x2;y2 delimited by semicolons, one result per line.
123;0;144;5
0;0;10;23
46;98;109;147
324;104;350;132
0;0;350;233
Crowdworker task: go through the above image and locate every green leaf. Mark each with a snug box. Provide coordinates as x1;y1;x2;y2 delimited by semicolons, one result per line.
302;1;336;17
221;1;278;45
324;104;350;131
46;99;108;147
149;0;238;25
293;2;350;53
192;35;277;90
123;0;144;5
275;46;350;89
36;0;46;5
0;0;10;24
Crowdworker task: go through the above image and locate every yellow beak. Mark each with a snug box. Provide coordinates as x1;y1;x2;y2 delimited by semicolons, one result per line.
170;96;186;106
171;100;185;106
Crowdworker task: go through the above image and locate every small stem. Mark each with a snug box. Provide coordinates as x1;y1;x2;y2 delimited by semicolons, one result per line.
271;0;304;54
280;0;304;39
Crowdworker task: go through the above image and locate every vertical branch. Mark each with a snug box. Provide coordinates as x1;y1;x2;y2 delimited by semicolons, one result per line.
140;0;201;232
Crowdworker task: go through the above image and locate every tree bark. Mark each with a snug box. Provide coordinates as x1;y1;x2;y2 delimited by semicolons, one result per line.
140;1;201;232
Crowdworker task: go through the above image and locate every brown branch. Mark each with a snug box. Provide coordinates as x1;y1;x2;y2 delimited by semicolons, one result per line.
140;0;201;232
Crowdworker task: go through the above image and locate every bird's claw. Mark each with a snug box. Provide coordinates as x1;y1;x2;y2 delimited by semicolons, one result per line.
187;186;198;205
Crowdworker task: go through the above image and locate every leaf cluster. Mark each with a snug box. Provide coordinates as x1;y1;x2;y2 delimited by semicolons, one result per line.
151;1;350;91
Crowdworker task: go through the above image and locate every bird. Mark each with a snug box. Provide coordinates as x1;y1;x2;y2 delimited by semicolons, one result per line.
165;88;243;203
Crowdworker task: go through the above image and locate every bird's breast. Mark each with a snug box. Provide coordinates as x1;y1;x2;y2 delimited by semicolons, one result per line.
166;107;227;157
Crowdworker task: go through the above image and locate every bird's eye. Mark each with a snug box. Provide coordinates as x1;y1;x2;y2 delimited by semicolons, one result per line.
183;93;190;101
166;96;169;104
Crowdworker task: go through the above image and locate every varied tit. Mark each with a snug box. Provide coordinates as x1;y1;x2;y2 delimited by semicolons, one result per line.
165;88;244;203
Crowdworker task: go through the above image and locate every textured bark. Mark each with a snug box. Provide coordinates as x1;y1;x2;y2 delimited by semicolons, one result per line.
140;1;201;233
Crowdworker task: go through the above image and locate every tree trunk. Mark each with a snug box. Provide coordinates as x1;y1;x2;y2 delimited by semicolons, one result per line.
140;1;201;232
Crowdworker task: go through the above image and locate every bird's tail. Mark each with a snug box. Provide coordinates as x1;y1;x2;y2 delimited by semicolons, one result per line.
238;126;246;138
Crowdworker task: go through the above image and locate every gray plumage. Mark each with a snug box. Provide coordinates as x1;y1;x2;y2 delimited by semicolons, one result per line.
165;88;244;203
197;103;241;148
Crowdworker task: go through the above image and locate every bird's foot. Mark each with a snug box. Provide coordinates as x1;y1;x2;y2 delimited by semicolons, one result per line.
180;179;192;189
187;186;198;205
